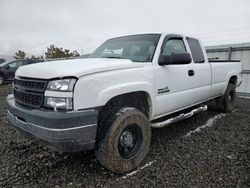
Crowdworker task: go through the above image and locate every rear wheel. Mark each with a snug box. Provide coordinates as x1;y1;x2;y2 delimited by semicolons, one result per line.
216;83;236;112
95;107;151;174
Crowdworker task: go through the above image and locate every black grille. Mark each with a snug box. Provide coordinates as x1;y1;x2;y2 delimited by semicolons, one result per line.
14;90;43;107
13;78;47;108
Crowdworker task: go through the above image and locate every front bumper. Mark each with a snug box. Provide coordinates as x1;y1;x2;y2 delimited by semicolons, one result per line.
6;94;98;152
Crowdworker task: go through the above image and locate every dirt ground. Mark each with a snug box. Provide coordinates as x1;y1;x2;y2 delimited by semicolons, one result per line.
0;84;249;187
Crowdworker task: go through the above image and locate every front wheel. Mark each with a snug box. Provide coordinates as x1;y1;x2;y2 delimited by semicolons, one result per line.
216;83;236;112
95;107;151;174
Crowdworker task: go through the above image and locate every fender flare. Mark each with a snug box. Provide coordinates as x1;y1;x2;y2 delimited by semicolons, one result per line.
223;72;238;93
96;82;155;119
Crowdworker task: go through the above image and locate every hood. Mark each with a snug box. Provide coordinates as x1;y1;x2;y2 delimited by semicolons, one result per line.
15;58;143;79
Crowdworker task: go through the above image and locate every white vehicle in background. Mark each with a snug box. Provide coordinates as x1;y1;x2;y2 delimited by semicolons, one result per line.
6;33;242;174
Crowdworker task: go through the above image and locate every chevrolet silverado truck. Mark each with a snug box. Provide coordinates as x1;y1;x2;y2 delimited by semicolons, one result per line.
6;33;242;174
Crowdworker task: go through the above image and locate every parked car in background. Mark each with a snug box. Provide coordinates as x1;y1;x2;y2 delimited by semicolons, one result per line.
0;59;6;64
0;59;43;85
0;55;15;64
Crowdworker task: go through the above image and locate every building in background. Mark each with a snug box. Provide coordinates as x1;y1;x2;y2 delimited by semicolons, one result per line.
206;43;250;97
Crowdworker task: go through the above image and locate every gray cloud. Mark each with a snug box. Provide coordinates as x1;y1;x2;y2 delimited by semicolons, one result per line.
0;0;250;56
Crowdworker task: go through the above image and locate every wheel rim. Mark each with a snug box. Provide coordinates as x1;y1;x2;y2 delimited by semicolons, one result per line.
118;124;142;158
0;77;3;85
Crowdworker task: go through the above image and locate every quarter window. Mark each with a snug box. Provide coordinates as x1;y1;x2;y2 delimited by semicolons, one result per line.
186;37;205;63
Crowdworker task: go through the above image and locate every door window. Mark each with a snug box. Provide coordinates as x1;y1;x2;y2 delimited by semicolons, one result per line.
162;39;186;56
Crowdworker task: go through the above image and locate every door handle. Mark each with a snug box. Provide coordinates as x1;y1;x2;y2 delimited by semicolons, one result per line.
188;70;195;76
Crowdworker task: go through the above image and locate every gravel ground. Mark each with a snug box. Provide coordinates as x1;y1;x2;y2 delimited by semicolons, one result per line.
0;84;249;187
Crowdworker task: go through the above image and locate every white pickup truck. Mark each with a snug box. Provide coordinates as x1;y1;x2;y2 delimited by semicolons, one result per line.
6;33;242;173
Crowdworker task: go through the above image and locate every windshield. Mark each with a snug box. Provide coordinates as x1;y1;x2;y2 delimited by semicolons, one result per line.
89;34;161;62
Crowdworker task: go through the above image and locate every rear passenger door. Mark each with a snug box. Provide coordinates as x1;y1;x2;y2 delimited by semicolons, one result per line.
186;37;212;102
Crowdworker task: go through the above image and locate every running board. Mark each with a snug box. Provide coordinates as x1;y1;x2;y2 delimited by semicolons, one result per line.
151;105;208;128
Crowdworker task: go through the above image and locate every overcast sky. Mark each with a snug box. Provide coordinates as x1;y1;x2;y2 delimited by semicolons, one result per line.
0;0;250;57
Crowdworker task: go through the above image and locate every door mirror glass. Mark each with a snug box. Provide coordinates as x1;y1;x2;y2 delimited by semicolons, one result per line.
159;52;192;65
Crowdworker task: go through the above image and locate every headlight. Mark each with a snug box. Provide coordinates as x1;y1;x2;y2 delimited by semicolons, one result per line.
44;97;73;110
47;78;76;91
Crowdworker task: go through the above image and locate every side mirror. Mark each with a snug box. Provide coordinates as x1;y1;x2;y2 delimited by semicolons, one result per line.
159;52;192;65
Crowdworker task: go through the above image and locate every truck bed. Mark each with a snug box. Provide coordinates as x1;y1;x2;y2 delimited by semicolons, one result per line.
209;61;242;97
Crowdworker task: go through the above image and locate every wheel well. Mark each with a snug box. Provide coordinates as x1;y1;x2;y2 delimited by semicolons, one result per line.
98;91;151;123
229;76;237;86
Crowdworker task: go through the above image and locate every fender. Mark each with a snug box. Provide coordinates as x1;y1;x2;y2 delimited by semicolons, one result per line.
96;82;155;119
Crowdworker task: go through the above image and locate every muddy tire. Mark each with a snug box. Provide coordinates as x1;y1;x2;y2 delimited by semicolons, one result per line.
95;107;151;174
0;76;3;85
216;83;236;112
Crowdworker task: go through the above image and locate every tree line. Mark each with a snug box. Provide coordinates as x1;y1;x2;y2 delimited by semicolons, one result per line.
14;44;80;60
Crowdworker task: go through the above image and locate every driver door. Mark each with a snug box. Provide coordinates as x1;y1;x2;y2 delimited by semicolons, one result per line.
154;37;195;117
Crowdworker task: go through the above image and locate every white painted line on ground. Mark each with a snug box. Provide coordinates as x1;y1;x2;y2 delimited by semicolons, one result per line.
184;113;226;137
117;160;156;180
